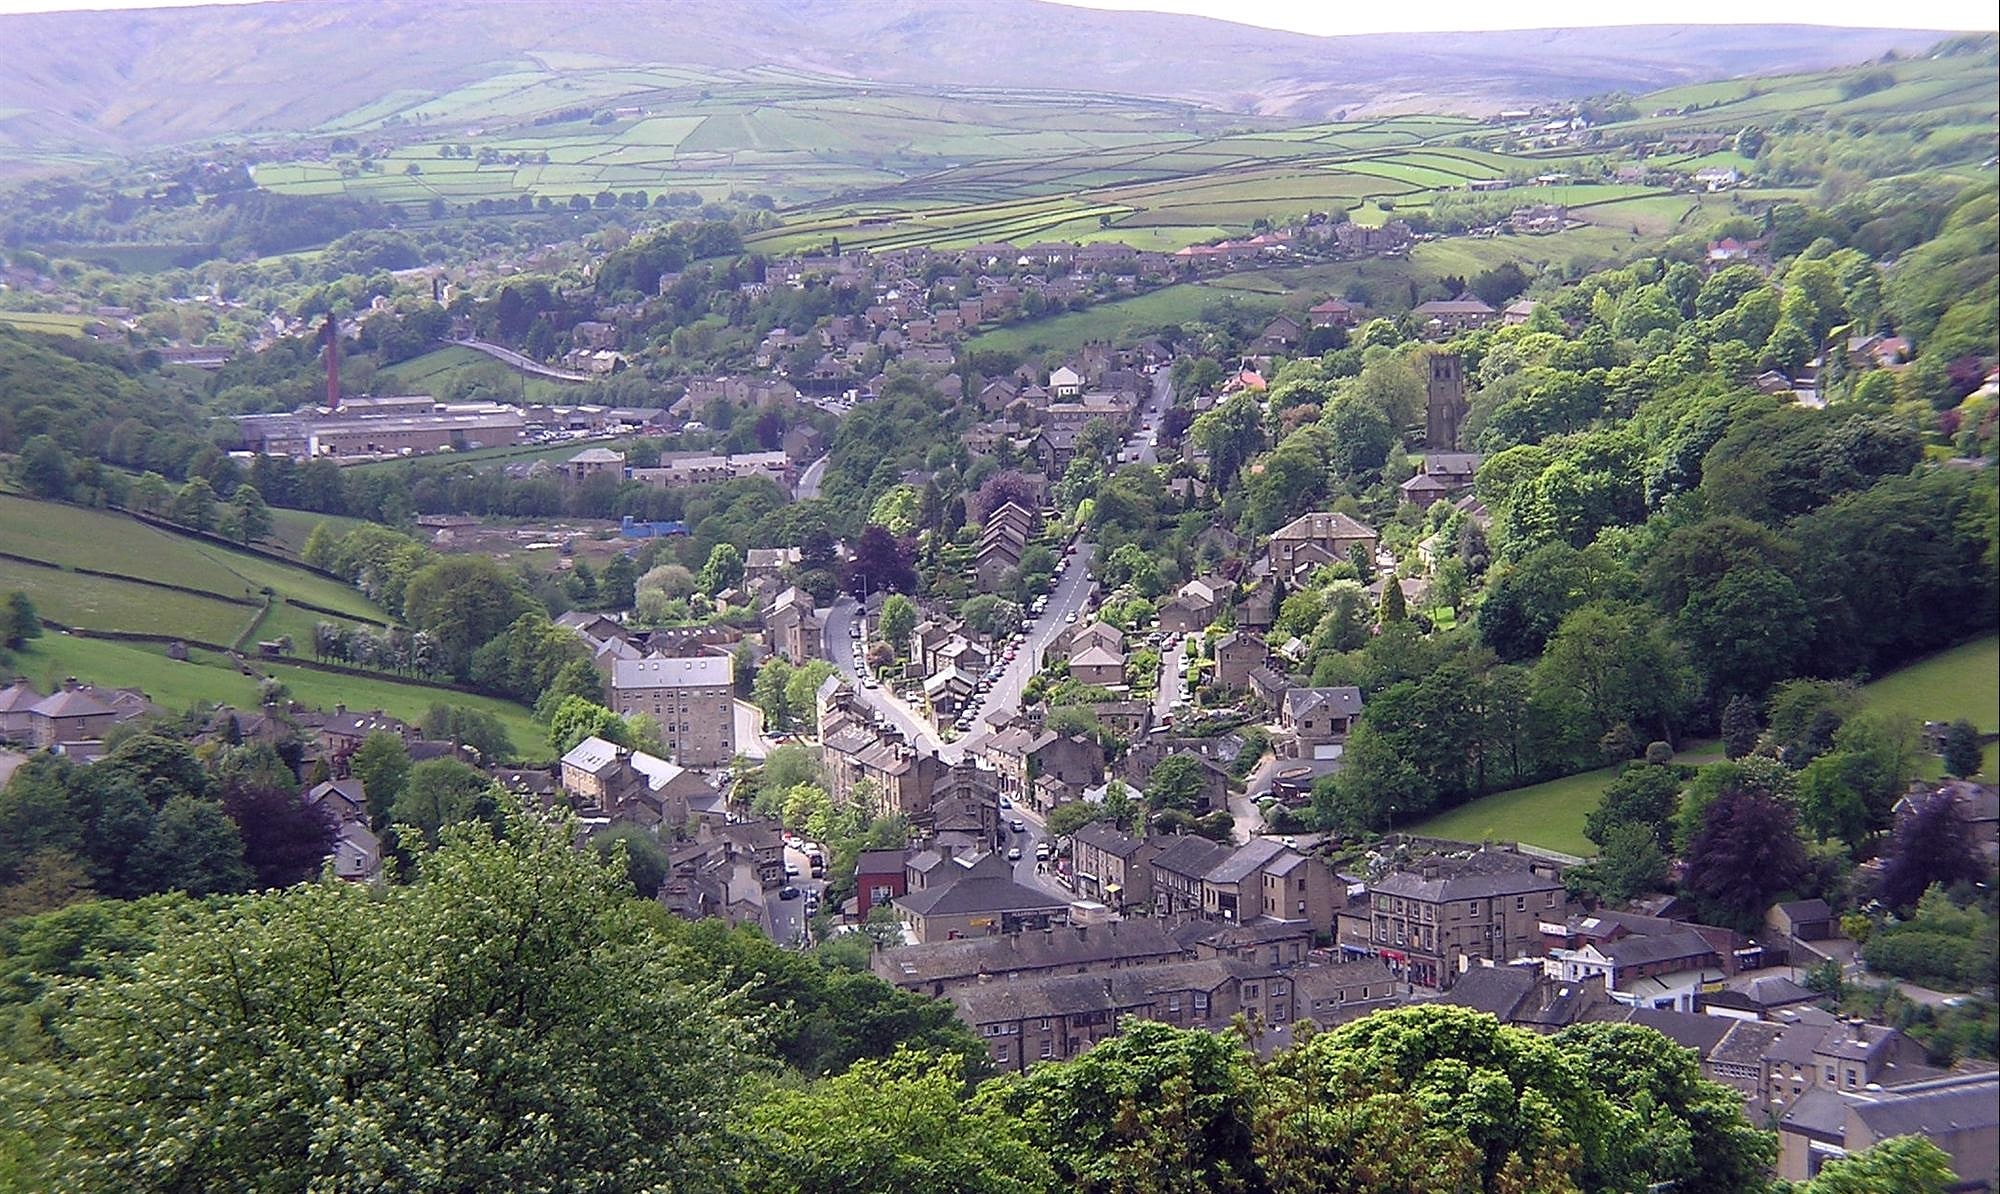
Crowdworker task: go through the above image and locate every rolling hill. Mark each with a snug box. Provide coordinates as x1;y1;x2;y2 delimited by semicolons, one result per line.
0;0;1956;159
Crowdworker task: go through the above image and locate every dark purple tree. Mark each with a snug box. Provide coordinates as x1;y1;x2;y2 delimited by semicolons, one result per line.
1878;790;1985;911
843;525;917;596
1682;784;1806;931
970;471;1041;526
220;780;338;890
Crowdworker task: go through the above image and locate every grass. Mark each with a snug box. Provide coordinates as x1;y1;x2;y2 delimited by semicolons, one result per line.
1861;635;2000;778
0;558;256;645
14;632;552;762
967;283;1283;357
1406;770;1605;857
0;312;90;337
264;507;375;557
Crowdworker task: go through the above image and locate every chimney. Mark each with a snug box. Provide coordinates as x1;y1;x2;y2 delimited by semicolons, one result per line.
1074;924;1088;942
321;313;340;410
61;676;79;692
1420;860;1439;880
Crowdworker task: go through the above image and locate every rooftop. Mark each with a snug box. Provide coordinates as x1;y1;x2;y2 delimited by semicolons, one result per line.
612;655;732;690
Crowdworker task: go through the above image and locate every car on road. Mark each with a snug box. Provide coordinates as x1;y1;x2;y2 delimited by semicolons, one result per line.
862;676;878;689
1034;843;1052;861
999;796;1011;808
1007;846;1023;861
849;622;862;638
778;885;801;900
1065;611;1077;623
1011;818;1025;833
784;864;800;878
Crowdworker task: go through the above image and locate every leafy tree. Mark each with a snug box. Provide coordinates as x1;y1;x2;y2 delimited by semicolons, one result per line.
390;758;499;847
348;731;410;829
844;525;917;596
1721;694;1762;760
1878;790;1987;911
746;1052;1051;1194
218;780;337;889
1591;820;1669;902
401;556;529;679
877;593;918;649
225;483;272;545
16;435;73;499
1682;783;1806;931
599;552;638;609
1941;718;1983;778
590;825;671;899
0;847;95;921
124;794;253;898
1584;763;1682;851
2;812;756;1192
1377;577;1406;626
169;477;217;531
1143;754;1207;816
1047;800;1113;838
994;1019;1259;1194
546;697;630;755
697;542;743;591
1803;1135;1956;1193
102;734;211;807
1191;393;1264;488
1551;1021;1776;1193
3;591;39;652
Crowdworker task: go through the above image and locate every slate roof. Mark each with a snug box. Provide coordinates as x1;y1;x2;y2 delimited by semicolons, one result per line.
1281;686;1363;721
896;876;1071;918
561;735;622;774
877;921;1186;984
1204;838;1291;885
30;688;115;719
0;681;43;712
1150;834;1229;879
948;958;1257;1025
613;655;731;690
1370;850;1563;903
1071;820;1146;859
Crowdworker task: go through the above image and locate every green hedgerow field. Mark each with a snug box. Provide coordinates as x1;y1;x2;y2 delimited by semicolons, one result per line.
14;634;551;762
1862;635;2000;778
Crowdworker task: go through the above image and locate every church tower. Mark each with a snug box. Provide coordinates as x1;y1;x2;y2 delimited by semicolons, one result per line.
1425;352;1466;449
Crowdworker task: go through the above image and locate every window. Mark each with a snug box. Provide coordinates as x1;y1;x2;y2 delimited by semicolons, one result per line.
1845;1069;1857;1088
1825;1067;1836;1083
1245;984;1259;999
1467;901;1480;916
1040;1040;1055;1059
1193;993;1209;1017
1038;1017;1051;1031
996;1043;1010;1063
1515;896;1527;912
1167;994;1181;1012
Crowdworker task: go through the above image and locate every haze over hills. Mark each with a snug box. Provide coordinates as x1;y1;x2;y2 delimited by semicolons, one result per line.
0;0;1954;156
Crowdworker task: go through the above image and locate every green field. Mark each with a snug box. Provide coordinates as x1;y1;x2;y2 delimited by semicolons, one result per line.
1862;635;2000;777
0;311;91;337
1406;769;1606;857
264;507;375;557
14;633;551;762
377;345;587;404
1412;635;2000;852
0;558;255;645
966;283;1284;358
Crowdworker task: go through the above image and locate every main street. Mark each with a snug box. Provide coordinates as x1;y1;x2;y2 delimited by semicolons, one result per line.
1129;367;1173;466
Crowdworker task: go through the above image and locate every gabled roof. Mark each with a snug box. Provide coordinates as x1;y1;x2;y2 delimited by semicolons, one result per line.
1269;510;1377;543
1069;645;1125;669
1204;838;1294;885
561;735;623;774
1071;820;1146;858
1151;834;1229;879
30;688;115;719
1282;687;1363;720
895;875;1070;918
0;681;43;713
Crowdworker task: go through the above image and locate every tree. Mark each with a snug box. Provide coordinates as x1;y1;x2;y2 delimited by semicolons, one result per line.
599;552;639;610
1592;820;1668;902
4;811;755;1192
590;824;671;898
1551;1021;1776;1193
1584;763;1682;851
1682;783;1806;930
390;758;499;846
124;794;253;897
170;477;218;532
878;594;918;649
16;434;72;499
1377;577;1406;626
697;542;743;591
219;780;337;889
1721;694;1761;760
845;524;917;596
1803;1135;1956;1194
995;1019;1260;1194
0;847;95;920
226;483;272;545
1878;789;1986;911
744;1052;1051;1194
4;591;40;651
546;697;630;755
1047;801;1113;838
1941;718;1983;778
348;732;411;829
1143;754;1207;816
401;556;529;680
1191;393;1264;488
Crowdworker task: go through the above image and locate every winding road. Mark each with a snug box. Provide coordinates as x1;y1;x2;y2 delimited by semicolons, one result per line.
448;338;595;382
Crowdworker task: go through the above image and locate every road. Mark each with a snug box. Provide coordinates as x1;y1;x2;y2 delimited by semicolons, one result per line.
1154;633;1189;726
794;454;830;501
765;839;829;948
822;597;947;756
952;540;1098;758
1126;368;1174;466
448;338;596;382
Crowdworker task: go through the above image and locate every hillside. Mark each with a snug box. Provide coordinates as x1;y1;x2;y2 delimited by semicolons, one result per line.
0;0;1953;158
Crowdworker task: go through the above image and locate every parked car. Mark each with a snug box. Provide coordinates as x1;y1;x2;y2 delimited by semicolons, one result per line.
1007;846;1023;861
778;885;801;900
1011;819;1026;833
1034;843;1052;861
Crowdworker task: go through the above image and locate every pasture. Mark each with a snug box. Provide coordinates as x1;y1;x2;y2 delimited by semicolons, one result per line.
1862;635;2000;777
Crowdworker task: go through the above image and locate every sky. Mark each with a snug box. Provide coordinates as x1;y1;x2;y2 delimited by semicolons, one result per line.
0;0;1989;32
